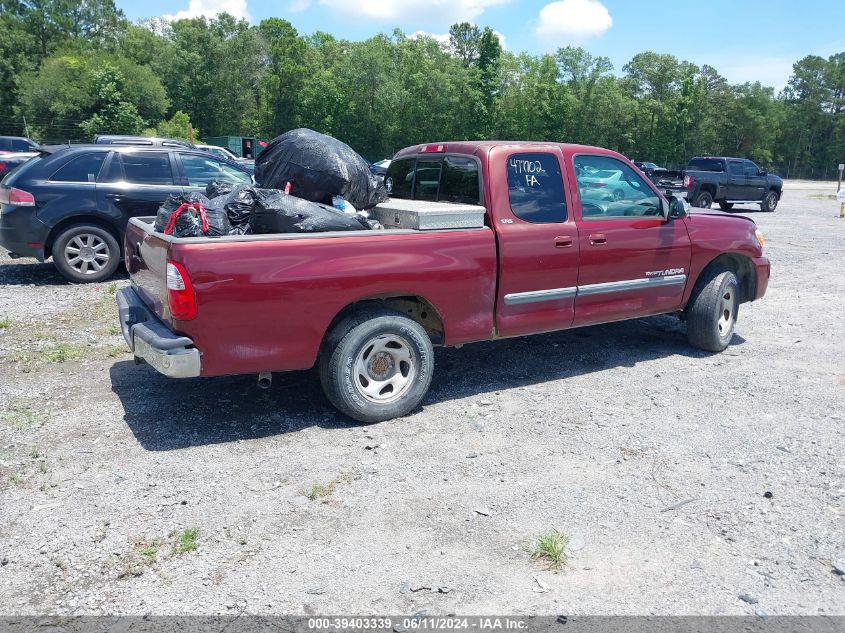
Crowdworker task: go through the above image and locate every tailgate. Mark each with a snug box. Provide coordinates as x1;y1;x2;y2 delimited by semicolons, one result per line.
124;217;172;323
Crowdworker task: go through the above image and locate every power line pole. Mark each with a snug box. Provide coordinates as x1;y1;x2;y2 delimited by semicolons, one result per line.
23;116;30;138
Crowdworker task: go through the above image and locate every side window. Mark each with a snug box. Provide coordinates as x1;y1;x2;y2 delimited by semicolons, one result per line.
439;156;480;204
728;161;744;176
574;154;660;220
385;158;414;199
507;153;567;223
179;153;250;187
50;153;106;183
118;152;174;185
744;160;760;176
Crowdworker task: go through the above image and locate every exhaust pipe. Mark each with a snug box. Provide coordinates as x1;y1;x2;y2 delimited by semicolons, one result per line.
257;372;272;389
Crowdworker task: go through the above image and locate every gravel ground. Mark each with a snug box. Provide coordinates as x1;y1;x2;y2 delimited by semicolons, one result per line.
0;185;843;616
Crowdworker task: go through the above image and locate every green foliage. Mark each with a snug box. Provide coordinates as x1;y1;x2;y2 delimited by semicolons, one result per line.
79;64;145;137
1;8;843;177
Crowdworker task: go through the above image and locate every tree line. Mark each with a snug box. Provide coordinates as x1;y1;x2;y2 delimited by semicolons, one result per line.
1;1;843;178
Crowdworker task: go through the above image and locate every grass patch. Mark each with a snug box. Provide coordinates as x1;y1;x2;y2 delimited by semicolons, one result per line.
529;529;569;570
106;282;118;295
0;317;10;330
45;342;84;363
173;527;199;555
1;401;49;430
306;472;357;501
9;473;24;486
29;445;41;459
119;537;162;578
104;344;129;358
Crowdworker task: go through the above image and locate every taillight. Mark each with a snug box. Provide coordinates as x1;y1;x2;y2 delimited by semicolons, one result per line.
0;187;35;206
684;175;693;189
166;260;198;321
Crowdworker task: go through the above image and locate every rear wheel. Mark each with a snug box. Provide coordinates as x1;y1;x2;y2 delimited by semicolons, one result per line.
718;201;734;210
51;224;120;283
686;267;739;352
319;309;434;423
693;191;713;208
761;190;779;212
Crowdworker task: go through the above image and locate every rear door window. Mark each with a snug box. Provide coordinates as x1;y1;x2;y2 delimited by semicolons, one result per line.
413;158;442;201
385;158;414;198
439;156;481;204
507;153;567;223
50;153;107;183
117;152;174;185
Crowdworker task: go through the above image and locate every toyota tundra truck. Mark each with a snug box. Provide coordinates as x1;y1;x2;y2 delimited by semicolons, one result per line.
117;141;770;423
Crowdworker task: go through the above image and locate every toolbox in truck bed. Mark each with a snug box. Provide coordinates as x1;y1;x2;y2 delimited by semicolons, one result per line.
373;199;486;230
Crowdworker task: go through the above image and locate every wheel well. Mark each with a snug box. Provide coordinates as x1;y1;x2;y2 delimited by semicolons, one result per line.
325;296;445;346
45;216;121;258
697;253;756;303
697;184;716;197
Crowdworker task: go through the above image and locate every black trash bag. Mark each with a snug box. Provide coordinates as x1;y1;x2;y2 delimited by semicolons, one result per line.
205;180;234;199
250;191;371;234
204;184;262;235
255;128;388;210
154;193;229;238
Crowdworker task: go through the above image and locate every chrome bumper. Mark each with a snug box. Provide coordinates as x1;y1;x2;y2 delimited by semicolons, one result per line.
116;287;201;378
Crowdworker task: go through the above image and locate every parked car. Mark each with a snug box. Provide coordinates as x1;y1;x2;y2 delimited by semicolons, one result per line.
684;156;783;211
117;140;769;423
93;135;195;149
0;144;252;282
576;165;649;201
196;144;239;162
0;151;39;180
0;136;39;153
239;159;255;175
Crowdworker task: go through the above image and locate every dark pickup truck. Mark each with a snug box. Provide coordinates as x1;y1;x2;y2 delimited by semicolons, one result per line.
116;140;770;424
685;157;783;212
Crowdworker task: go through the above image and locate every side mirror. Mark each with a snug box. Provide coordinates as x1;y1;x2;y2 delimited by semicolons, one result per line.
667;196;689;220
759;170;767;176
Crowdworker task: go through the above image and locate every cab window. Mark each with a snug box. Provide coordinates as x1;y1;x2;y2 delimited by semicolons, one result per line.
574;154;661;219
385;155;480;204
507;153;567;223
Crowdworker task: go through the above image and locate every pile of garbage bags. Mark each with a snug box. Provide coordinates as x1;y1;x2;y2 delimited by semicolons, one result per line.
154;128;387;238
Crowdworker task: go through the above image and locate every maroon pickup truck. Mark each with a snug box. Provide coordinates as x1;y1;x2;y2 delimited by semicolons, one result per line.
117;141;769;423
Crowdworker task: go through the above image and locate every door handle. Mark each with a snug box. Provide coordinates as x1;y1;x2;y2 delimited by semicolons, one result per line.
106;193;124;201
589;233;607;245
554;236;573;248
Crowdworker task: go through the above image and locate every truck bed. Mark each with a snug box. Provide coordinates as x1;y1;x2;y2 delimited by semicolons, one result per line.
123;217;498;376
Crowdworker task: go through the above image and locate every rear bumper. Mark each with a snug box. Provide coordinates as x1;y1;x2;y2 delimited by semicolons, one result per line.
0;205;49;260
752;256;770;300
116;286;201;378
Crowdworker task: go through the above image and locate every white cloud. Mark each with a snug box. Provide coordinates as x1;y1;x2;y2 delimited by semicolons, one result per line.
535;0;611;44
409;29;507;50
288;0;311;12
318;0;510;25
163;0;250;21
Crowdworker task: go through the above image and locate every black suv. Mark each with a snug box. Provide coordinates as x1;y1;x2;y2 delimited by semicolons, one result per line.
0;145;252;282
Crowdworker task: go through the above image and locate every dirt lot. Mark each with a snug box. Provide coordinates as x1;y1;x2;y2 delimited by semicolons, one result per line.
0;185;843;616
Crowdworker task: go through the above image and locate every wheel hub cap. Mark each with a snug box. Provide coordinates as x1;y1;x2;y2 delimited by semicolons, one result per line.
354;334;416;404
65;233;109;275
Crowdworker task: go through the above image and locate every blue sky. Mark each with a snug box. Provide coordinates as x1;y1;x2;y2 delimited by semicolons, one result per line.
118;0;842;90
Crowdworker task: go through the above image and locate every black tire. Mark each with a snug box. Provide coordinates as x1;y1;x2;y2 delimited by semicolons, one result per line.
51;224;120;283
718;201;734;210
761;190;779;212
319;309;434;423
686;267;739;352
693;191;713;208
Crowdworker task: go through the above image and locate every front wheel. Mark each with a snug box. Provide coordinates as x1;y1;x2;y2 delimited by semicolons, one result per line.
686;268;739;352
51;224;120;283
693;191;713;208
319;309;434;423
761;190;779;212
